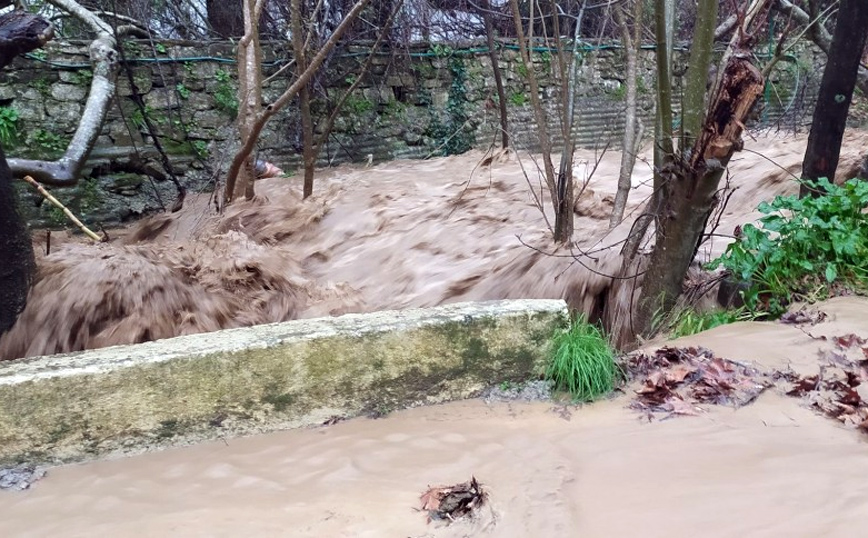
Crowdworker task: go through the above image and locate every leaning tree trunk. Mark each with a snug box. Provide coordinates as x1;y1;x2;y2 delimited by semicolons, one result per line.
0;8;53;338
799;0;868;197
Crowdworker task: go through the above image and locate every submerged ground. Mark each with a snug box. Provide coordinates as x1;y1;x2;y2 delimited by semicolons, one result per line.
3;130;867;359
2;296;867;537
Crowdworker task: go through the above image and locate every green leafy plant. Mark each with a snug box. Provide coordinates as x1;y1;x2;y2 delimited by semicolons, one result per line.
509;91;528;106
708;178;868;317
155;43;167;54
30;129;67;159
175;82;191;99
429;44;454;58
192;140;209;158
214;68;238;117
546;316;620;401
0;106;19;147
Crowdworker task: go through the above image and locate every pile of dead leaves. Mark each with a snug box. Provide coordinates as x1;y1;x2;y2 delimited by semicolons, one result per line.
419;477;487;524
778;333;868;433
624;346;771;419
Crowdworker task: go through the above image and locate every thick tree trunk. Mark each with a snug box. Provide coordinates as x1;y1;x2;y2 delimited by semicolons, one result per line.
799;0;868;197
0;9;51;338
634;54;764;339
0;142;35;339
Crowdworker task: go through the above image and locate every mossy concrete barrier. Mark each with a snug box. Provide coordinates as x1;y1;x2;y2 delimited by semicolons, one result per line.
0;299;567;465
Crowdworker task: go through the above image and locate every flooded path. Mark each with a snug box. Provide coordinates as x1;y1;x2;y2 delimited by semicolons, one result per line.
3;297;868;537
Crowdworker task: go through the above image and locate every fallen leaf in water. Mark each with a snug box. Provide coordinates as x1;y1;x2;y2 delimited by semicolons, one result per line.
666;397;701;416
787;375;820;396
667;365;696;384
835;334;867;349
780;309;827;325
420;477;487;523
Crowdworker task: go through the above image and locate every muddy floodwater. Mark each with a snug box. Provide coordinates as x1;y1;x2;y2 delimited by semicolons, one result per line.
4;131;868;359
3;297;868;537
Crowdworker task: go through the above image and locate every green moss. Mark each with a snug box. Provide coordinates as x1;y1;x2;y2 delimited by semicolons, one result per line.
156;419;180;439
261;383;296;412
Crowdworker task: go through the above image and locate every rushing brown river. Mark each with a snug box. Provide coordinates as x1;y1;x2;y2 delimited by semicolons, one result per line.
3;130;866;359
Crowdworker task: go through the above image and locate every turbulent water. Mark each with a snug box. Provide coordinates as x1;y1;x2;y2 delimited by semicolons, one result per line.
2;130;866;360
3;297;868;537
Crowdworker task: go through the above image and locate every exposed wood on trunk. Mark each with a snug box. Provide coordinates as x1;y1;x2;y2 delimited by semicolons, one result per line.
634;53;765;341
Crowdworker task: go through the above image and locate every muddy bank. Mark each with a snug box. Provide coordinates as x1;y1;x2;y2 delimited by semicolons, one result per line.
3;130;867;359
2;298;868;537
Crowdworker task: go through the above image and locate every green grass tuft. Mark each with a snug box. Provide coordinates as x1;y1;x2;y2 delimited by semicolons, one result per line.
546;316;619;401
666;307;761;339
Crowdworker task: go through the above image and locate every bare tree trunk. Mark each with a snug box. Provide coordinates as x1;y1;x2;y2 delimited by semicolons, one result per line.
800;0;868;197
291;0;316;199
610;0;643;228
229;0;265;203
480;0;510;149
299;84;316;199
223;0;372;205
0;9;52;339
508;0;565;242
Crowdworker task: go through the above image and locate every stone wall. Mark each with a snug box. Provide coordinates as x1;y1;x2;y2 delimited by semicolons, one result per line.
0;39;822;228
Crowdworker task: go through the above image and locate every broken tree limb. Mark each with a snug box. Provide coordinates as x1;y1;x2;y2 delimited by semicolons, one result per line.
5;0;138;187
21;175;103;242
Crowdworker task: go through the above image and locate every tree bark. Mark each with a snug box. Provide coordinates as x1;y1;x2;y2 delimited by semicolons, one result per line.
480;0;510;149
634;54;764;339
229;0;265;203
610;0;643;228
224;0;372;205
292;0;316;199
0;144;34;339
0;9;51;339
799;0;868;197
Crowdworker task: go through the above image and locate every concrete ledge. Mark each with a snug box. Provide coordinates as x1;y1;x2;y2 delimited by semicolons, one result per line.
0;299;567;465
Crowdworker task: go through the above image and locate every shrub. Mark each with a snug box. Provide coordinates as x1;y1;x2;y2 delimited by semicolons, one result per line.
546;316;620;401
708;178;868;317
